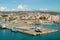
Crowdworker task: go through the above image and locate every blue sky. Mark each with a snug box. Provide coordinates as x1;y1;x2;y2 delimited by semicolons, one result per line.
0;0;60;12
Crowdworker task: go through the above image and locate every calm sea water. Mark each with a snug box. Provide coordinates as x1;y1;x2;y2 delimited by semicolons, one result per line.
0;25;60;40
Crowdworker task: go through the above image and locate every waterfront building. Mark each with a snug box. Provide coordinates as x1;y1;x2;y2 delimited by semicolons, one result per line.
51;15;60;21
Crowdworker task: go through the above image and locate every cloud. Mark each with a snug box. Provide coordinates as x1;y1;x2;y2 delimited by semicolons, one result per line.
17;5;24;10
17;4;29;11
0;6;16;11
39;8;48;11
11;8;16;11
0;5;48;11
0;4;31;11
0;7;7;11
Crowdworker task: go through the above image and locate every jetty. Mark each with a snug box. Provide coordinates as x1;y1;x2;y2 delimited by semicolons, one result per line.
16;28;58;36
0;24;58;36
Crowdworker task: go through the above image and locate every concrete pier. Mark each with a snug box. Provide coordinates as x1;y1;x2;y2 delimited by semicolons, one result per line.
15;28;58;36
0;24;58;36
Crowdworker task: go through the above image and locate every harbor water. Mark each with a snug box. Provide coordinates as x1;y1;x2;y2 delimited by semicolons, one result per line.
0;25;60;40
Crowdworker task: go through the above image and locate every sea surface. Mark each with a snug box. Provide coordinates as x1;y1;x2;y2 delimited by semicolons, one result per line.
0;24;60;40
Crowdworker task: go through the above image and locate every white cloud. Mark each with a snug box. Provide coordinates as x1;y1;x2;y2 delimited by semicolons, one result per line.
0;4;36;11
17;4;33;11
0;7;16;11
39;8;48;11
17;4;29;11
0;7;7;11
0;5;48;11
18;5;24;10
11;8;16;11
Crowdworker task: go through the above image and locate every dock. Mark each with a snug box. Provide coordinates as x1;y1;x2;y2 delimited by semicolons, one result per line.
0;24;58;36
15;28;58;36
